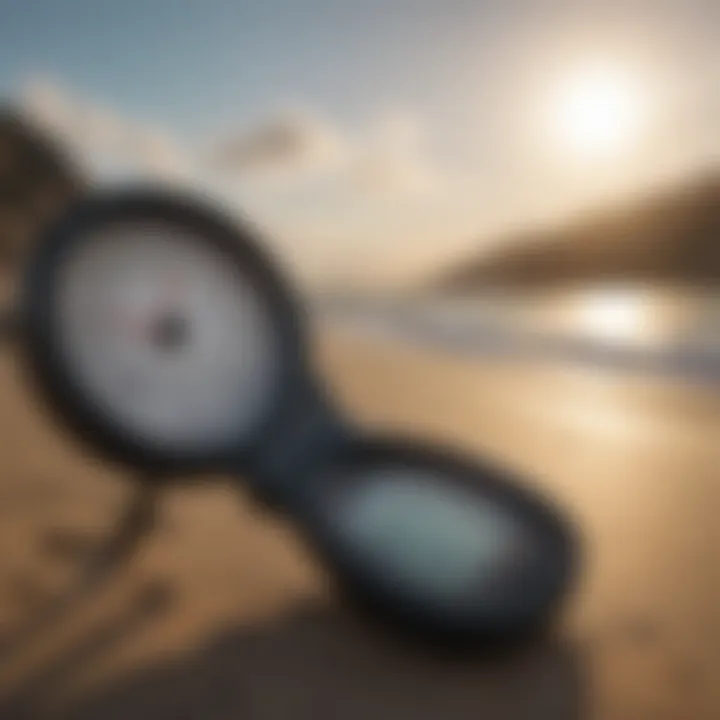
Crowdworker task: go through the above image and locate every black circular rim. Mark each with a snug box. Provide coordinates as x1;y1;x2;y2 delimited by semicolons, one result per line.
20;187;310;476
296;436;580;647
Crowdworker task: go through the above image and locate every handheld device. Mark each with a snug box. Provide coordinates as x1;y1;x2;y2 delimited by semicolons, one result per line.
17;188;578;649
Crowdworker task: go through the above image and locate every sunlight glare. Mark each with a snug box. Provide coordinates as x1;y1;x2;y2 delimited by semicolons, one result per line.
551;65;646;160
577;288;648;343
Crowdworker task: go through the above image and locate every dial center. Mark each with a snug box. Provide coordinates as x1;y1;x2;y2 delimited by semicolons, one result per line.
151;312;191;352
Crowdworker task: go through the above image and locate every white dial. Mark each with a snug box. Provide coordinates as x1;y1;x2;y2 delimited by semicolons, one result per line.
55;219;281;453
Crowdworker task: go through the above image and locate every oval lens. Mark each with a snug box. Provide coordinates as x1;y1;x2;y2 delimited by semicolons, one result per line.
335;470;525;608
306;445;575;639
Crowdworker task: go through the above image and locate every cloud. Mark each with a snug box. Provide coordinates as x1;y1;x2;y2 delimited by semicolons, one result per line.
351;112;439;196
20;80;75;132
10;78;457;287
17;76;443;202
208;110;348;179
207;107;441;197
122;123;190;180
19;77;191;181
352;153;437;196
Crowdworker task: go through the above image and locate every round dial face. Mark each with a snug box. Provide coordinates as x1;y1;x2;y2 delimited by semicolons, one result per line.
53;218;283;456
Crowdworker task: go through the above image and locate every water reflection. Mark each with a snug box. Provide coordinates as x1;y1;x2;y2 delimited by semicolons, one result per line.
573;287;653;344
320;284;720;380
525;284;720;351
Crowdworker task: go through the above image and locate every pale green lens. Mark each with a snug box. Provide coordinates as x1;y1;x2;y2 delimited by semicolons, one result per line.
336;471;520;604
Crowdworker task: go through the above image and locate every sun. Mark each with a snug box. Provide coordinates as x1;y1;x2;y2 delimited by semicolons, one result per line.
550;64;645;160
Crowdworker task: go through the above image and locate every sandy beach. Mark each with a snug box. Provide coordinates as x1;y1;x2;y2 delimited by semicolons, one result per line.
0;326;717;719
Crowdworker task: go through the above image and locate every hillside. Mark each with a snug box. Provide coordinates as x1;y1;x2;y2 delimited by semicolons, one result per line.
0;107;84;264
435;171;720;292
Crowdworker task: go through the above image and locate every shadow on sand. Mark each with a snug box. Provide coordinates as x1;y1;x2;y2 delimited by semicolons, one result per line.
26;596;590;720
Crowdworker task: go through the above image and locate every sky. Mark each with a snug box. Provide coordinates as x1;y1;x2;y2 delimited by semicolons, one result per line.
0;0;717;288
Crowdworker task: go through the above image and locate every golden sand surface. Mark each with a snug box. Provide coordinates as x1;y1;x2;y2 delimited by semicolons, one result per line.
0;328;717;719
